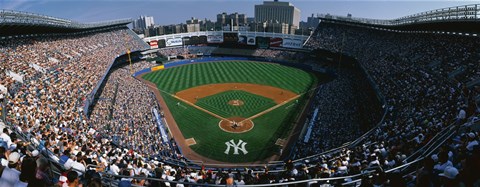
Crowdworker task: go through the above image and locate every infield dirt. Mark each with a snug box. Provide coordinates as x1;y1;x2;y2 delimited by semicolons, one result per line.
175;83;297;104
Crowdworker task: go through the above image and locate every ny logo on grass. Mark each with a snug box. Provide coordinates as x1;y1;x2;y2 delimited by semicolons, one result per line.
224;139;248;155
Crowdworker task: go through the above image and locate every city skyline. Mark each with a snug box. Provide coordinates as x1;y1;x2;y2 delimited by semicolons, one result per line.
0;0;477;25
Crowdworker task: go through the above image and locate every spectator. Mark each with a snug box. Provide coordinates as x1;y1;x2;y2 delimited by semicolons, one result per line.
0;152;21;186
34;158;54;187
15;156;37;187
66;170;81;187
416;157;435;187
438;166;460;187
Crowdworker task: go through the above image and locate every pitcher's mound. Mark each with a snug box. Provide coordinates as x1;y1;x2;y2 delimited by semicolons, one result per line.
228;99;244;106
219;117;254;133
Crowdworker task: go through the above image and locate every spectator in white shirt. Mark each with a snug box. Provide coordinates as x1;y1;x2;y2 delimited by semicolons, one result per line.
109;159;120;175
0;128;12;148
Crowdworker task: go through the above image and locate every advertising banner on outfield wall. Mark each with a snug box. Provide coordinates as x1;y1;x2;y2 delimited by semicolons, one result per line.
256;37;269;49
238;35;247;45
182;37;191;46
282;38;304;49
207;35;224;43
270;37;283;47
166;38;183;47
149;40;158;48
199;36;208;44
247;37;256;45
190;36;200;45
158;40;166;48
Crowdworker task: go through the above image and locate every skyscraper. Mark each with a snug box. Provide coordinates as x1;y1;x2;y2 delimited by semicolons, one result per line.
133;16;155;30
216;12;247;26
254;0;300;28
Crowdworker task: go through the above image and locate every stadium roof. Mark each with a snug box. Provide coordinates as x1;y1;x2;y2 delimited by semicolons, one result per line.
319;4;480;34
0;9;132;37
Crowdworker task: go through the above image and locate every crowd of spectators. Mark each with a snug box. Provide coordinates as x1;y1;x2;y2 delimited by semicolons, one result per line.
294;69;382;158
1;20;479;186
156;46;216;60
89;61;182;160
157;47;190;58
298;22;480;185
252;49;303;62
0;28;149;186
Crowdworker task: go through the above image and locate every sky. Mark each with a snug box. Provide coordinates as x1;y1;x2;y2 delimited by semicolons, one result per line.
1;0;478;25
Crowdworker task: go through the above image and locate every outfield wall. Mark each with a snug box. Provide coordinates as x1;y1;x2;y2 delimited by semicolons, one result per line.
132;56;323;77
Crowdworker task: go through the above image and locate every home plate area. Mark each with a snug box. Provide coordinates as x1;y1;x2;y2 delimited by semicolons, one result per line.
218;117;254;133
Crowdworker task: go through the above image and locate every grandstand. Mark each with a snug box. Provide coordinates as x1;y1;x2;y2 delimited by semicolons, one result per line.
0;4;479;187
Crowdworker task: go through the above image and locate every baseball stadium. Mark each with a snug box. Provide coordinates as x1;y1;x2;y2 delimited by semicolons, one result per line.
1;1;480;187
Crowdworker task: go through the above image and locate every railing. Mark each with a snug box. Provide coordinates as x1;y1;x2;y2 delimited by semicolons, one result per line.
319;4;480;26
95;155;425;187
0;9;132;29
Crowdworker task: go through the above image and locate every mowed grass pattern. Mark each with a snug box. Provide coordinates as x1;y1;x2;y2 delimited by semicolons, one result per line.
142;61;313;94
142;61;318;162
196;90;276;118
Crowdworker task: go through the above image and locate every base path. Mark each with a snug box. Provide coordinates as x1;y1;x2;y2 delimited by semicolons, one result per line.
176;83;297;104
173;95;231;122
240;94;300;124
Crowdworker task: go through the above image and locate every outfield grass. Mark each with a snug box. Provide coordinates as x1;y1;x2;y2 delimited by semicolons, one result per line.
196;90;276;118
143;61;318;162
142;61;313;94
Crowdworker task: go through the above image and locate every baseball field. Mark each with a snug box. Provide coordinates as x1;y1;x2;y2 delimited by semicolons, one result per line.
142;60;318;163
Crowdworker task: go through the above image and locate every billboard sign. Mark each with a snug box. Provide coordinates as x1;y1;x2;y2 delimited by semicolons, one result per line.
238;35;247;45
269;37;283;47
149;40;158;48
158;39;166;48
282;38;303;49
166;38;183;47
182;37;191;46
199;36;208;44
247;37;256;45
207;35;224;43
256;37;269;49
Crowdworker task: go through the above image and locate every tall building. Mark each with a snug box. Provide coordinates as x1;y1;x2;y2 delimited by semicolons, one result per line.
254;0;300;29
186;17;201;24
186;17;201;32
133;15;155;30
216;12;247;30
305;13;320;29
187;23;200;32
249;22;293;34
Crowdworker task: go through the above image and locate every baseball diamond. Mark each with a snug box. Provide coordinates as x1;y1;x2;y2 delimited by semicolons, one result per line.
142;60;319;162
195;90;277;118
